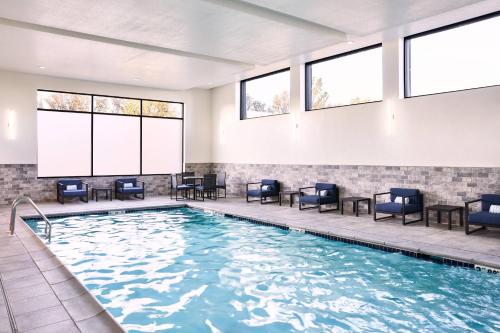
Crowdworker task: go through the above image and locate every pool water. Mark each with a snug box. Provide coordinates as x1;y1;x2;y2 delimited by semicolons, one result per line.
27;208;499;333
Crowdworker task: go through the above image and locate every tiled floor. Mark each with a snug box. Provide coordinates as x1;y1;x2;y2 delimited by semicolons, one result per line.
0;195;499;332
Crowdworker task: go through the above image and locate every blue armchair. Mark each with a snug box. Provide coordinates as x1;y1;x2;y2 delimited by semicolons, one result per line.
57;179;88;204
299;183;339;213
115;178;145;200
374;188;423;225
246;179;280;204
465;194;500;234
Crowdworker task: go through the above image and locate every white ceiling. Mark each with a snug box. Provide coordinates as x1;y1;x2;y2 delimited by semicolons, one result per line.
0;0;495;90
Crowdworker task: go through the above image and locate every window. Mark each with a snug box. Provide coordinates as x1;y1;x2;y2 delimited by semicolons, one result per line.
37;90;91;112
240;68;290;119
36;90;184;177
305;45;383;111
405;12;500;97
143;100;183;118
94;96;140;115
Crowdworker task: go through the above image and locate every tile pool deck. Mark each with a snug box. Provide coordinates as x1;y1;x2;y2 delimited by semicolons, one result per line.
0;196;499;332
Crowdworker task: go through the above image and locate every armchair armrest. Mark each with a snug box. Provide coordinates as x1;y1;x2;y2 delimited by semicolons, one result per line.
246;182;261;192
139;181;145;189
373;191;390;205
82;182;88;191
116;180;125;188
299;186;315;196
465;198;481;213
401;193;423;213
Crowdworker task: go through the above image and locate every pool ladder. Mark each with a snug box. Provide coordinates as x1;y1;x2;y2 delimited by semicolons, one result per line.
10;195;52;242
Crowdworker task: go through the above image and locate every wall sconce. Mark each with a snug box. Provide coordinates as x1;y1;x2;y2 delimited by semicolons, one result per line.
7;110;16;140
385;100;395;136
219;126;225;145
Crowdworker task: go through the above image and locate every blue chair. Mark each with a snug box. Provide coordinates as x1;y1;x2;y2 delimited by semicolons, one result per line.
195;174;218;201
246;179;280;204
57;179;88;204
115;178;145;200
465;194;500;234
216;172;227;198
170;173;192;201
299;183;339;213
374;188;423;225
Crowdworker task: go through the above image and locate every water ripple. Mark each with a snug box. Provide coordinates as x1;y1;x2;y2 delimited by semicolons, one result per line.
27;208;500;333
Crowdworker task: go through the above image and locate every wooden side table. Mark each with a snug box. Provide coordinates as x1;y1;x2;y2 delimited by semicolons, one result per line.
426;205;464;230
279;190;300;207
341;197;371;216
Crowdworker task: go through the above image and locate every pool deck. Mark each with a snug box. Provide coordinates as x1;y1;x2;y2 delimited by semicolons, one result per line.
1;196;499;332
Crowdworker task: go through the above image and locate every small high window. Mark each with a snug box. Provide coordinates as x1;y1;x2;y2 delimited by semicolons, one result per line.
240;69;290;120
405;12;500;97
305;44;383;111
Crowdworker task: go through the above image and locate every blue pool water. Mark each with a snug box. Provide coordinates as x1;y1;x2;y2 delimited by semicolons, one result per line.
27;208;499;333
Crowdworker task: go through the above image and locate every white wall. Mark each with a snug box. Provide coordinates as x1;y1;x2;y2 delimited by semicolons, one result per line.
211;37;500;167
0;70;212;164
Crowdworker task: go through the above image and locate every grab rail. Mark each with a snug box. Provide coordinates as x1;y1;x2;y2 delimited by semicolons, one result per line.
10;195;52;241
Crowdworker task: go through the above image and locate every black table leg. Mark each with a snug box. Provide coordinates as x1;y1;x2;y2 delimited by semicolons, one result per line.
355;201;359;217
367;199;371;214
425;208;429;227
353;202;356;213
279;193;282;206
459;208;463;226
290;194;293;208
341;200;344;215
437;211;441;224
448;211;452;230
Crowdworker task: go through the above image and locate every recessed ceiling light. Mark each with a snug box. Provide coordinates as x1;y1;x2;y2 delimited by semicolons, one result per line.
347;41;354;45
39;66;46;69
132;78;140;81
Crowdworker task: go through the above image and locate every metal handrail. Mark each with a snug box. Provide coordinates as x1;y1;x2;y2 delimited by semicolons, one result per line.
10;195;52;241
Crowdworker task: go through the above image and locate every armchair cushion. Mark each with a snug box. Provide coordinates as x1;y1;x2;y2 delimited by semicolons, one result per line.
66;185;78;191
116;178;138;187
247;189;276;197
118;187;144;194
375;202;420;214
62;189;87;197
261;179;280;194
390;188;421;205
300;195;336;205
314;183;337;198
58;179;82;188
247;179;280;197
489;205;500;214
481;194;500;212
468;211;500;226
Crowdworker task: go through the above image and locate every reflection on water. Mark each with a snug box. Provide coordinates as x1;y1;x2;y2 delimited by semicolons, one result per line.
27;208;500;333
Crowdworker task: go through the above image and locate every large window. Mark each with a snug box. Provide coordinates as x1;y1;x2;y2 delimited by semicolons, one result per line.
37;90;183;177
405;12;500;97
305;45;382;111
240;68;290;120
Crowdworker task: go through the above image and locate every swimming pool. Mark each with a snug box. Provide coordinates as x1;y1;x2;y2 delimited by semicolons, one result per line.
27;208;499;333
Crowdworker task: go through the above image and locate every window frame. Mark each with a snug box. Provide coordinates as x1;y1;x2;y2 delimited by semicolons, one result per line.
305;43;383;111
239;67;291;120
36;89;184;178
404;11;500;98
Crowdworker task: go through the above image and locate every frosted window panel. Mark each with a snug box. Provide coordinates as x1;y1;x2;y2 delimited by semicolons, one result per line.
37;111;91;177
93;115;140;175
408;15;500;96
142;118;183;174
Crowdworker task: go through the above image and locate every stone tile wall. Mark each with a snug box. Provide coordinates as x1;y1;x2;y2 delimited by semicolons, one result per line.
211;163;500;206
0;163;212;205
1;163;499;207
